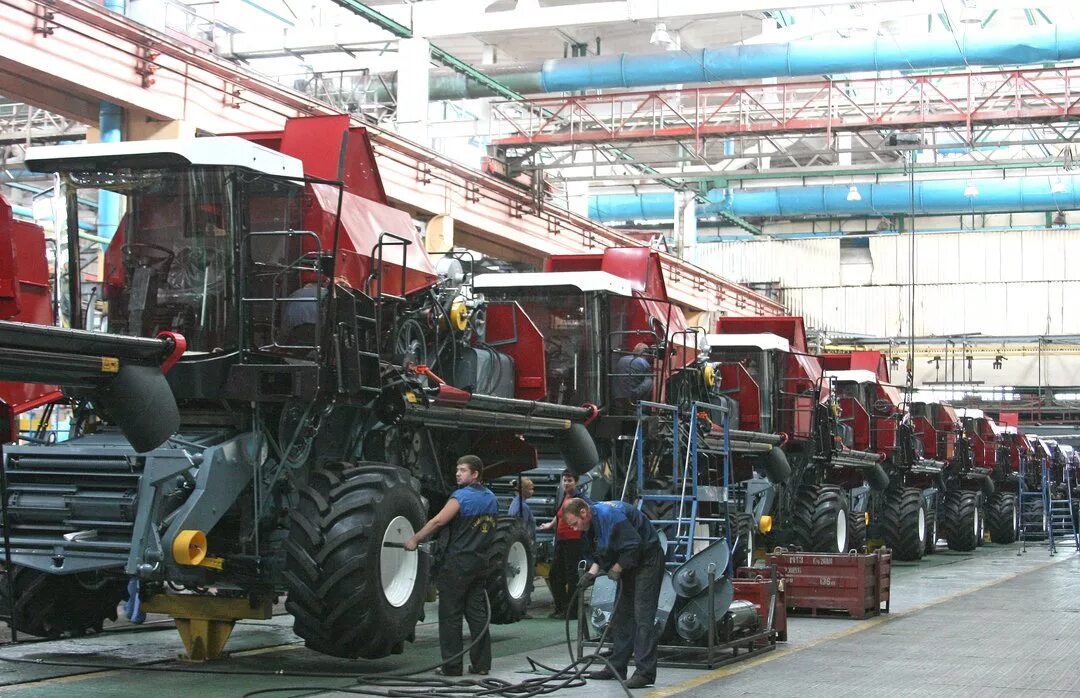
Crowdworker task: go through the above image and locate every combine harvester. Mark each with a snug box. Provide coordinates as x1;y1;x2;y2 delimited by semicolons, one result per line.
703;317;887;556
0;116;611;658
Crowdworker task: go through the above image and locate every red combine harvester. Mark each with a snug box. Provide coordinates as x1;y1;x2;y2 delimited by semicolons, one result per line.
704;317;888;556
0;196;62;442
958;409;1019;543
0;116;607;657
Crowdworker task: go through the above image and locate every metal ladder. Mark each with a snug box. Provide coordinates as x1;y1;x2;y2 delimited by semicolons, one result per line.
632;400;732;569
1047;460;1079;553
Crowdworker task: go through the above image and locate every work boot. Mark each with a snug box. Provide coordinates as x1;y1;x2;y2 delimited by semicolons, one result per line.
625;673;655;689
587;668;625;681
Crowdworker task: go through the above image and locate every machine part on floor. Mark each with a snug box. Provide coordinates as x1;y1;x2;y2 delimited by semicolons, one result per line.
486;517;535;624
284;463;429;659
941;490;982;552
790;485;851;554
986;492;1019;544
140;594;272;662
880;487;927;561
672;538;733;599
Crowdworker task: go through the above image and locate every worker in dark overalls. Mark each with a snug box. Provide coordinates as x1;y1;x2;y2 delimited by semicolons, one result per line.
406;455;498;676
561;498;664;689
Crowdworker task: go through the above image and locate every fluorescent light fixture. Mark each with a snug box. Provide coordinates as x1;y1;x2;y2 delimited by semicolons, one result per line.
1051;177;1067;194
649;22;676;49
846;185;862;202
959;0;981;24
963;181;979;197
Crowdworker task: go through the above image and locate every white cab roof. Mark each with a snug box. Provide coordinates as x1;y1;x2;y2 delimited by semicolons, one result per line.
473;271;633;296
955;408;985;419
26;137;304;179
824;369;879;384
705;333;790;352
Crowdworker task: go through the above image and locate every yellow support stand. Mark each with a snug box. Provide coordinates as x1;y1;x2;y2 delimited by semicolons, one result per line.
141;594;272;662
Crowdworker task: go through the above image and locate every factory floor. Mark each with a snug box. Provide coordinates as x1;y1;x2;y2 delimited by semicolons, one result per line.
0;540;1075;697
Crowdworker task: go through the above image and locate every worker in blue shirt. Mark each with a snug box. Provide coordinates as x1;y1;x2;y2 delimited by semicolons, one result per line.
561;498;664;689
508;477;537;541
612;343;654;403
406;455;498;676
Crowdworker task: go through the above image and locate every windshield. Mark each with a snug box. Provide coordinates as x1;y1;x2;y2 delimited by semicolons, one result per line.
72;167;302;352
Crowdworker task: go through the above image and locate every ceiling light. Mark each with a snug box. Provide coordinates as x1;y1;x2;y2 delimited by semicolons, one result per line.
846;185;862;202
649;22;676;49
959;0;981;24
1051;177;1067;194
1053;211;1067;227
963;181;979;197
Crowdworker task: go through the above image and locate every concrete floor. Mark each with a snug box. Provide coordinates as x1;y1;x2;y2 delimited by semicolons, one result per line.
0;540;1075;697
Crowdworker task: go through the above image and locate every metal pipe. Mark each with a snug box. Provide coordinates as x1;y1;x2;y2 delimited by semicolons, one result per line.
728;429;783;445
402;405;573;432
450;392;593;422
367;26;1080;100
11;204;98;235
97;101;123;242
589;174;1080;222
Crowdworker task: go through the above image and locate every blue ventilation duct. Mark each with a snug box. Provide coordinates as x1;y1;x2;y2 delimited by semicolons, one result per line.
539;26;1080;92
12;204;98;234
371;26;1080;100
589;176;1080;222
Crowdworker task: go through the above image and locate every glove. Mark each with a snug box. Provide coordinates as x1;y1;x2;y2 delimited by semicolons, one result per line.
578;572;597;589
607;567;621;582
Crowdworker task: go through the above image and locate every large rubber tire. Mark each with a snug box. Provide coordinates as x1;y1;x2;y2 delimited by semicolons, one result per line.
790;485;850;554
0;567;126;638
924;503;939;556
731;513;755;569
986;493;1018;544
285;463;429;659
941;491;981;552
881;487;927;561
486;517;534;625
848;510;867;554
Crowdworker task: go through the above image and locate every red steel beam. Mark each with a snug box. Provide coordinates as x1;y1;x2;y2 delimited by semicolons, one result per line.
491;67;1080;147
0;0;782;317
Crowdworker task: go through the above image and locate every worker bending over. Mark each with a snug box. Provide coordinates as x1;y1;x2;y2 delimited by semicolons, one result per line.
406;455;497;676
561;498;664;689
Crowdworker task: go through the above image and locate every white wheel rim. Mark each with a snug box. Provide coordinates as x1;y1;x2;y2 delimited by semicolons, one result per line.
381;516;419;608
973;506;980;539
835;510;848;553
917;507;926;544
506;541;529;599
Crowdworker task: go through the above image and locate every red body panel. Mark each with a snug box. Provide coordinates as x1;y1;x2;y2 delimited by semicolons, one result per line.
718;363;761;432
485;301;548;401
0;196;62;441
839;397;872;451
715;316;808;353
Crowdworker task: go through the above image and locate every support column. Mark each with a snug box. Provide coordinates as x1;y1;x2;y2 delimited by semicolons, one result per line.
97;101;123;241
838;132;852;167
396;38;431;145
673;191;698;263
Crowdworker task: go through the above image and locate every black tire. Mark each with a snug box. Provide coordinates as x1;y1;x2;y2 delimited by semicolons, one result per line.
730;513;755;569
881;487;927;561
924;503;938;556
486;517;534;625
848;510;867;554
986;493;1018;544
285;463;429;659
940;491;981;552
790;485;851;554
0;567;126;638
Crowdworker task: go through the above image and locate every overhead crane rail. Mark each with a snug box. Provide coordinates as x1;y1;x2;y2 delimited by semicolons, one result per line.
491;66;1080;148
0;0;782;317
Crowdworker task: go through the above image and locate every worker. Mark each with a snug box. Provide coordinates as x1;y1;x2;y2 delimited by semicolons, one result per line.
405;455;497;677
280;271;326;346
508;476;537;616
561;498;664;689
508;477;537;542
612;343;654;403
538;469;589;620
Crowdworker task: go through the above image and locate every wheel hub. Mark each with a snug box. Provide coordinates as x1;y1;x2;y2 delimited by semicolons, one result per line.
381;515;419;608
917;507;926;544
835;510;848;553
505;541;530;599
